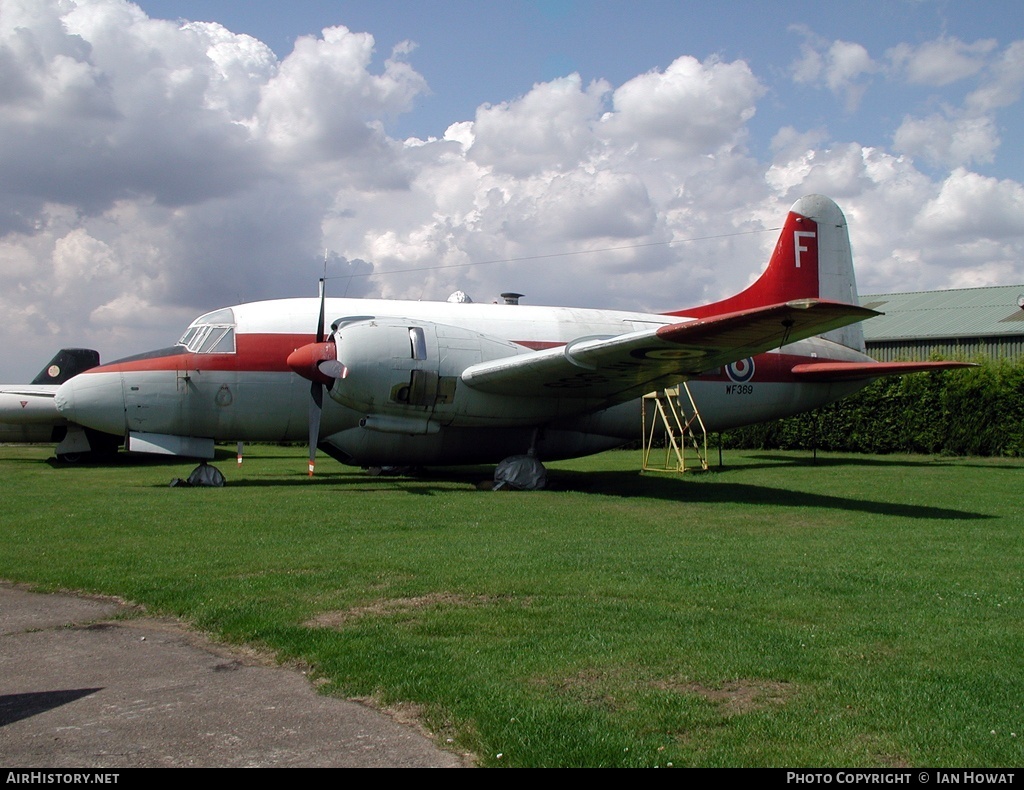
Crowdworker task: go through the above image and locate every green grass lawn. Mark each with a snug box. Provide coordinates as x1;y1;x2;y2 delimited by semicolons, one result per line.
1;444;1021;767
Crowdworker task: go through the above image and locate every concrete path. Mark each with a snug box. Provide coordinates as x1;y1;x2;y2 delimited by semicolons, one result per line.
0;584;465;768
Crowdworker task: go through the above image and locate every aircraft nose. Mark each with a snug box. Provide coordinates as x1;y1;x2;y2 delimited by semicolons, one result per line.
55;372;126;436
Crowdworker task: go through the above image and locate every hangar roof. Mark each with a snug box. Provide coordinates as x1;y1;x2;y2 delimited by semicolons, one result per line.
859;285;1024;341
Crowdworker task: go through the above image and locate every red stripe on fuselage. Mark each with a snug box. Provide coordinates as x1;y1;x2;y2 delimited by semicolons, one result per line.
82;334;312;374
81;334;569;375
82;335;823;385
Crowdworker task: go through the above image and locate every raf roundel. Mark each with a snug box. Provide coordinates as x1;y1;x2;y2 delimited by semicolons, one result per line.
725;357;755;383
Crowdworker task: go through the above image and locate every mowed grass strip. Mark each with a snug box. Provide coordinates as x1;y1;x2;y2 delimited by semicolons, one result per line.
1;445;1021;767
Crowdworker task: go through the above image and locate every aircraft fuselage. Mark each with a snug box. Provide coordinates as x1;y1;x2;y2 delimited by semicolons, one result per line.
55;297;873;465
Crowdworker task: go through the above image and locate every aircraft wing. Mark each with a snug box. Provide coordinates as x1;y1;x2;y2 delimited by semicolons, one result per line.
462;299;878;402
0;387;57;397
790;360;977;381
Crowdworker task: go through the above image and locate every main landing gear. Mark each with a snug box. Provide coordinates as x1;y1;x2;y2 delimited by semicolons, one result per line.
492;429;548;490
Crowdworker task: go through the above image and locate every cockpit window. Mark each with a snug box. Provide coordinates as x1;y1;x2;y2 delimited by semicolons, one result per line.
179;326;200;348
196;307;234;325
199;326;235;353
177;308;236;354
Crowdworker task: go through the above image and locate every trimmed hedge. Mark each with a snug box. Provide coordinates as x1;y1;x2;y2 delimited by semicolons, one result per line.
723;357;1024;456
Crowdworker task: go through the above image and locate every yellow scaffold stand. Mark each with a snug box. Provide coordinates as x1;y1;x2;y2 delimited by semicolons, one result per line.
641;383;709;473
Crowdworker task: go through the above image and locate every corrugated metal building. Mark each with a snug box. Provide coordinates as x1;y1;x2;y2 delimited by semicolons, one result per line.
859;285;1024;361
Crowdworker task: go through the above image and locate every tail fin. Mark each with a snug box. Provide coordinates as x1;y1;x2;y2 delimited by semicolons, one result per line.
670;195;864;351
30;349;100;385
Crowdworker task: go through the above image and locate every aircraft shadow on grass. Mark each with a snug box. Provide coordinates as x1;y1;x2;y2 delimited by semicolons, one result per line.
554;469;990;521
734;452;1024;476
154;466;490;496
157;461;991;521
45;447;244;469
729;453;1010;472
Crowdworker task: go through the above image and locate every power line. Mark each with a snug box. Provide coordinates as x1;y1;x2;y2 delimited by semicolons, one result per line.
326;226;781;281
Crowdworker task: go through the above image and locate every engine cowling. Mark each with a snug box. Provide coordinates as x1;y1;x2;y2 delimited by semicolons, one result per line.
325;318;566;430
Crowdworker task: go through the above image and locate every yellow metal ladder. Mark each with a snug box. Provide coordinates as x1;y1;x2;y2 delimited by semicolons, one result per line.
641;383;708;473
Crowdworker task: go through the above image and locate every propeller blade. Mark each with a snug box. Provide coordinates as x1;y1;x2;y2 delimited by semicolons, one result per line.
308;380;323;477
305;278;327;476
316;278;326;343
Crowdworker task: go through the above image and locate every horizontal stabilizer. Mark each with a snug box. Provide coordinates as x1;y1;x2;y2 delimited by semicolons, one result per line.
791;360;977;382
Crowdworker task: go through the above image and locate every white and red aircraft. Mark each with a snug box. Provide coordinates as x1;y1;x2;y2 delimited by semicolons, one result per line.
52;195;967;473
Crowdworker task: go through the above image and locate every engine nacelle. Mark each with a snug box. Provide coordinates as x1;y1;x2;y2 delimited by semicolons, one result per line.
326;318;584;429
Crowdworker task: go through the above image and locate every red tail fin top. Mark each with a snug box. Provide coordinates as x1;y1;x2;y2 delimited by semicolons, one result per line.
668;207;820;318
668;195;862;350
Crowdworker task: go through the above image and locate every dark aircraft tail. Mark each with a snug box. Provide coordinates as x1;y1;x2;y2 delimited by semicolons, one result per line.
30;349;101;385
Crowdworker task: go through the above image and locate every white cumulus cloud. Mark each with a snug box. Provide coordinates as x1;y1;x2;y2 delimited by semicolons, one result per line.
790;28;877;111
1;1;1024;379
887;37;996;86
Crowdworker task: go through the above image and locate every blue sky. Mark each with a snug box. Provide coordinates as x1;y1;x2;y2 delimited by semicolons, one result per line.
134;0;1024;175
2;0;1024;379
